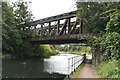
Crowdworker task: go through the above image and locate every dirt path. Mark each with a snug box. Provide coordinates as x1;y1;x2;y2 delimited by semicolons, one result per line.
79;55;100;78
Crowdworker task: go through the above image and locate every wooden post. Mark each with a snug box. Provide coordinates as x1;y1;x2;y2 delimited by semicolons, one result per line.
57;20;60;35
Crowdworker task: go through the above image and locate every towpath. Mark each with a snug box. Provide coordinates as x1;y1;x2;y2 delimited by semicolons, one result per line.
79;55;100;78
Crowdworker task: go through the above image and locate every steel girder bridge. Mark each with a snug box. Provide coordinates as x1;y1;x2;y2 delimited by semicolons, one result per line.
21;11;89;44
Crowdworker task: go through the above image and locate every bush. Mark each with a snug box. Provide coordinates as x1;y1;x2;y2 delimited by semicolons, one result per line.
33;45;58;58
97;59;118;78
57;46;92;55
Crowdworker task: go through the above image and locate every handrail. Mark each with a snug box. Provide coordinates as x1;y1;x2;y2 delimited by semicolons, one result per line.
67;54;85;78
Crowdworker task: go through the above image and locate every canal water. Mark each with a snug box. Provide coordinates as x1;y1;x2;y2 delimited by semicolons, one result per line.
2;52;84;78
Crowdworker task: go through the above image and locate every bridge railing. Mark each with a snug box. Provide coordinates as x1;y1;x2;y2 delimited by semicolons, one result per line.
67;54;85;78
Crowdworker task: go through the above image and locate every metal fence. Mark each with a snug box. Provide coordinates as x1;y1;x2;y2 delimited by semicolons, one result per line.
67;54;86;78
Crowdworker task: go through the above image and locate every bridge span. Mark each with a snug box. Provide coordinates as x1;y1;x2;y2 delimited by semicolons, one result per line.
21;11;89;44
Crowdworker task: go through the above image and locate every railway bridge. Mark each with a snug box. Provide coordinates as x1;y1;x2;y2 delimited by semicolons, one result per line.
20;10;101;65
21;11;89;44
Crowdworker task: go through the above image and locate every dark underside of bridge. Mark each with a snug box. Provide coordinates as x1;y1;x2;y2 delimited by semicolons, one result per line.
21;11;89;44
30;34;88;44
31;39;87;44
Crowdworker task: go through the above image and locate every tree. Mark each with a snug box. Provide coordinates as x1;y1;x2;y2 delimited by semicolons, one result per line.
12;0;34;57
2;0;33;58
2;2;22;54
13;0;33;26
76;2;119;34
2;0;58;58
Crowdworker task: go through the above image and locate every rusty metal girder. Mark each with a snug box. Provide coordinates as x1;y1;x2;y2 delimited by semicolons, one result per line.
21;11;76;27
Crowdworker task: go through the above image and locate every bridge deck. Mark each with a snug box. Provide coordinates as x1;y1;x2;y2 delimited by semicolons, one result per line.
31;34;88;44
21;11;89;44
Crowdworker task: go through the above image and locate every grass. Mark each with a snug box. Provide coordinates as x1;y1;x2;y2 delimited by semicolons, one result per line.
97;59;118;78
64;63;84;80
62;46;92;55
65;50;91;55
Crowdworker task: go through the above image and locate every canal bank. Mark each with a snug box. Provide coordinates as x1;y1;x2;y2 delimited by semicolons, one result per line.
63;55;100;80
79;59;100;78
2;52;85;79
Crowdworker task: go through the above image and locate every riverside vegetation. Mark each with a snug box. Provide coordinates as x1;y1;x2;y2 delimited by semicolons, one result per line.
76;1;120;78
58;1;120;78
1;0;120;78
56;46;92;55
2;0;58;59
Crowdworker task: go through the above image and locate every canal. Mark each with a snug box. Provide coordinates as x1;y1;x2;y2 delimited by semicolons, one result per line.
2;52;84;79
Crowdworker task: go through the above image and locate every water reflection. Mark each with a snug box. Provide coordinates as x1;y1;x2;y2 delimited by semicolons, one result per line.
2;52;83;78
44;56;68;74
44;52;84;75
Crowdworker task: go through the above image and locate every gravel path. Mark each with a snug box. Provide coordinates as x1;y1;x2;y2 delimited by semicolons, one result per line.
79;59;100;78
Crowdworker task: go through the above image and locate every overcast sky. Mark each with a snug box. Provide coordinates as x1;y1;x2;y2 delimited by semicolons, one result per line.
10;0;77;20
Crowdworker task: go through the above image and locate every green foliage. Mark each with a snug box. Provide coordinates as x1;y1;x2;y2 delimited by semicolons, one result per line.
97;59;118;78
33;45;58;58
2;1;34;58
106;17;120;33
76;1;120;78
13;0;33;25
87;2;120;60
101;33;119;59
57;45;92;55
76;2;120;34
2;1;57;58
2;2;22;54
89;26;120;60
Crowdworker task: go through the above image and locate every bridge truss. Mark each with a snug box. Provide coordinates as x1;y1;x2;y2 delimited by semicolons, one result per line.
21;11;88;44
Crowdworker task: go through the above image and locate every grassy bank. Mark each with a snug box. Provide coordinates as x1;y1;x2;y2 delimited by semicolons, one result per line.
57;46;92;55
64;63;84;80
97;59;118;78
